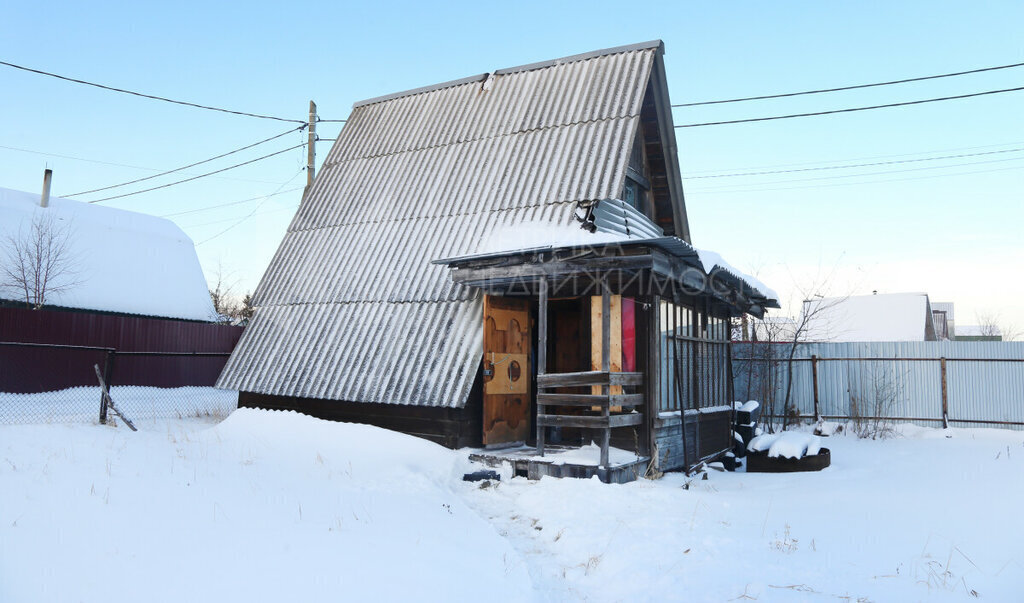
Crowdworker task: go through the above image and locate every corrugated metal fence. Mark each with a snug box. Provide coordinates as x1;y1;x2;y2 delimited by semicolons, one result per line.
733;341;1024;431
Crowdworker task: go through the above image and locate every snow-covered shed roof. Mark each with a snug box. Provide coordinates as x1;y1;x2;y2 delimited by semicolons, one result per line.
801;292;937;342
0;187;216;322
218;40;690;407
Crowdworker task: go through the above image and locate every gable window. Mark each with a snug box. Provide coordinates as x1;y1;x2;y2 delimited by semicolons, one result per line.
623;166;650;213
623;179;639;209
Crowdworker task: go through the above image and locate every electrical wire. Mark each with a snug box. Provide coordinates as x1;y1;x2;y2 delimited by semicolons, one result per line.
682;146;1024;180
197;169;304;245
67;126;304;197
673;61;1024;107
681;140;1024;175
688;163;1024;195
179;204;299;229
159;187;304;218
0;143;284;185
87;144;305;203
0;60;306;123
676;85;1024;128
691;155;1024;190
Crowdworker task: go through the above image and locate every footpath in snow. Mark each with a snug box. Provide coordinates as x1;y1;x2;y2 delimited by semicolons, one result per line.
2;408;1023;602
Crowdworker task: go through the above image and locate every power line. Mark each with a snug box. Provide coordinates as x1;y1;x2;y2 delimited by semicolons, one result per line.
0;143;292;185
197;169;304;245
673;61;1024;107
180;203;299;229
87;144;305;204
676;85;1024;128
682;146;1024;180
682;140;1024;175
67;126;304;197
692;155;1024;190
0;59;306;124
317;119;346;123
688;163;1024;195
159;187;304;218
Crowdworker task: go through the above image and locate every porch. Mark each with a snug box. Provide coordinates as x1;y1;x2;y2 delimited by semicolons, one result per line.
437;235;778;482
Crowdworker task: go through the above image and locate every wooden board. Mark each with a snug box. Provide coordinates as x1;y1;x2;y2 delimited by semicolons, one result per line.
482;295;530;447
591;294;622;398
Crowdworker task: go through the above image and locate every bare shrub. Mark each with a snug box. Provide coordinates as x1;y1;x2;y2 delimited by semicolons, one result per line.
847;362;902;439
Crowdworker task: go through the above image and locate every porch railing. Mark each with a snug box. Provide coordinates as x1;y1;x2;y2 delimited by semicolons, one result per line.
536;278;646;469
536;370;644;467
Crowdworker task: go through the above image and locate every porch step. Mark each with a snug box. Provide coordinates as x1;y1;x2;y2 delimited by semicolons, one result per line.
536;413;644;429
537;393;643;407
537;370;643;388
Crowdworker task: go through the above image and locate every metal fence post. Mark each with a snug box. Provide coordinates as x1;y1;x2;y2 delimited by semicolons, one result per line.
940;357;949;429
99;350;115;424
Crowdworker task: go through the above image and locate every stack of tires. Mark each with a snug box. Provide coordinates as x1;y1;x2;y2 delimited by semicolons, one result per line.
726;401;761;471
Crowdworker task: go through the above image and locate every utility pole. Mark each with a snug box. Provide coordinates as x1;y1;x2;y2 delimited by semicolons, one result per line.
305;100;317;197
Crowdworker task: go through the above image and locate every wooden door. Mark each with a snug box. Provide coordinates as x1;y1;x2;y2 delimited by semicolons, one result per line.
482;295;530;447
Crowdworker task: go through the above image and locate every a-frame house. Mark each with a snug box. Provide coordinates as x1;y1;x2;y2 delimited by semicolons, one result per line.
218;41;777;481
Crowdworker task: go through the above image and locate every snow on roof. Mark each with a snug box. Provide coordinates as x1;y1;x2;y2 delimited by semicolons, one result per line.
478;220;631;255
956;325;1000;337
0;187;216;321
475;222;778;304
694;248;778;302
802;292;935;342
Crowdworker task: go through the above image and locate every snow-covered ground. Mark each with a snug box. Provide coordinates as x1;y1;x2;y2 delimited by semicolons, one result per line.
2;409;1022;602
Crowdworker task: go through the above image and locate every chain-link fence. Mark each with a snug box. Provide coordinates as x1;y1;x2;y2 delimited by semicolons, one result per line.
0;342;238;425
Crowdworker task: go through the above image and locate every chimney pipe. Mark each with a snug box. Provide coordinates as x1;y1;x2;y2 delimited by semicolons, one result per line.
40;169;53;208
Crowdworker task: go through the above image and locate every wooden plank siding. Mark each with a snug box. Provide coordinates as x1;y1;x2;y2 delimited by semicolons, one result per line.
653;409;732;471
238;370;484;449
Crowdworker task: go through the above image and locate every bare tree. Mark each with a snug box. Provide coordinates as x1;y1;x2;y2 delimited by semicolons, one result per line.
1;212;78;309
975;311;1018;341
746;263;849;431
207;263;255;324
208;263;240;322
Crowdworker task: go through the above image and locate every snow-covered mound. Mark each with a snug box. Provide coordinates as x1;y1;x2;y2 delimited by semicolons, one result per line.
747;431;823;459
0;409;532;602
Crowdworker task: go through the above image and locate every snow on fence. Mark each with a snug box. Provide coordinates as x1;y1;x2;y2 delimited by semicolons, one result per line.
0;341;238;425
0;386;238;424
733;341;1024;431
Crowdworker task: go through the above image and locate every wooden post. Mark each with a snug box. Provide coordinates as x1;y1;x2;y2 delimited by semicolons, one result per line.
305;100;317;191
811;354;820;422
940;357;949;429
600;279;611;469
98;350;114;424
536;279;548;456
645;295;660;468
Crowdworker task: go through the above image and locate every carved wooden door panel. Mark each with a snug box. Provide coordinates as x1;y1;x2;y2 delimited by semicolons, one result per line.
482;295;530;447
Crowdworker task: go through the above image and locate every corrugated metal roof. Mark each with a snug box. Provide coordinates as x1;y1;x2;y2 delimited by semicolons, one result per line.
218;42;663;407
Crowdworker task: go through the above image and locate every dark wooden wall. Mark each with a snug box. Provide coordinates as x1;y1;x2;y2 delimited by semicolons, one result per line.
654;409;732;472
238;370;484;450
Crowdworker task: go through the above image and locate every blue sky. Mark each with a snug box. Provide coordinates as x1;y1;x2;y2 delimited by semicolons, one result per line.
2;1;1022;332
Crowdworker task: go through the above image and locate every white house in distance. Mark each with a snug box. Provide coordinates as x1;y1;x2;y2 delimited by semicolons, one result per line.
801;292;939;342
0;184;216;321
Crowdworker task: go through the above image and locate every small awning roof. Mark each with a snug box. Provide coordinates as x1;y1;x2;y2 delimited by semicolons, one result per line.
434;236;779;317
